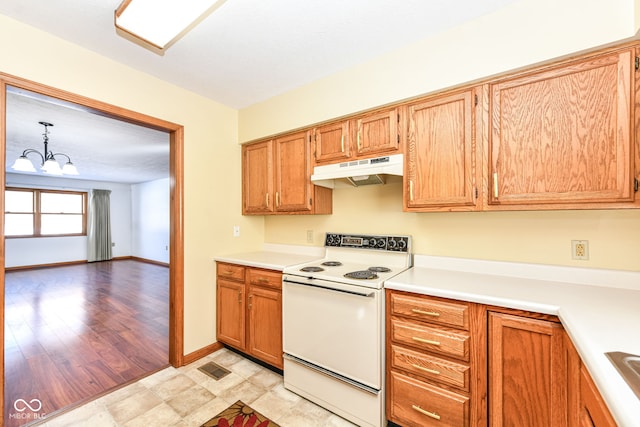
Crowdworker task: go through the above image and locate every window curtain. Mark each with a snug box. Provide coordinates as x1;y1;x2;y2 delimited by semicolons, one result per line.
87;189;112;262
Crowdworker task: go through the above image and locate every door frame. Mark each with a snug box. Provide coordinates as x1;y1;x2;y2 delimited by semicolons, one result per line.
0;72;185;418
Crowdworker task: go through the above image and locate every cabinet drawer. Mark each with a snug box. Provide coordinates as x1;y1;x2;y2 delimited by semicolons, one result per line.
389;371;469;427
247;268;282;290
391;318;470;361
390;344;469;390
390;292;469;329
217;262;245;282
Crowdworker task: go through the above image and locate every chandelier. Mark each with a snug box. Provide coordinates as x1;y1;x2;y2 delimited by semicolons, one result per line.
11;121;79;176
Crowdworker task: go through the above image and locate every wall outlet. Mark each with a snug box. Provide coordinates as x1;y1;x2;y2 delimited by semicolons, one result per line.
571;240;589;260
233;225;240;237
306;230;314;243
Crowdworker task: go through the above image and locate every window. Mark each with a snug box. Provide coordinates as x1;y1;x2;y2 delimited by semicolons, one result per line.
5;188;87;237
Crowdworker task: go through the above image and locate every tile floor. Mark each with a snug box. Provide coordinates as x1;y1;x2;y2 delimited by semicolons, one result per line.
36;348;357;427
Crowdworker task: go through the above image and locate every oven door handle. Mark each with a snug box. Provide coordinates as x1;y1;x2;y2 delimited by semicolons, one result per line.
283;278;375;297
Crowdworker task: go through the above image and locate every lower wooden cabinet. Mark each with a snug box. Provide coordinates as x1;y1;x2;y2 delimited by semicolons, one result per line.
386;290;618;427
488;311;567;426
386;290;485;426
216;262;283;369
247;284;282;368
388;370;469;427
565;333;617;427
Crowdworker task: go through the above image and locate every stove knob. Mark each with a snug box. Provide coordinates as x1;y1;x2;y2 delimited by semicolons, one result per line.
368;238;376;248
397;239;407;250
388;239;396;249
378;239;386;248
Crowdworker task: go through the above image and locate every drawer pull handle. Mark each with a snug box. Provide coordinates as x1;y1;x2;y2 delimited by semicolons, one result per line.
412;308;440;317
412;405;440;420
412;363;440;375
225;270;234;275
412;336;441;346
256;278;269;283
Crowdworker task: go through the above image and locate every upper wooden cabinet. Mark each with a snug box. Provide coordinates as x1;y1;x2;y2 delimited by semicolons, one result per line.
405;88;482;211
313;106;402;165
242;140;273;215
488;48;635;209
242;132;332;215
313;121;350;164
351;107;401;158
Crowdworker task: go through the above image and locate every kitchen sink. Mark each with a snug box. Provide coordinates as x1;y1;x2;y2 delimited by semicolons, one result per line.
605;352;640;400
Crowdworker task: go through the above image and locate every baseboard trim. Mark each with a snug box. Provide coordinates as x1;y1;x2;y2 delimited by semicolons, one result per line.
5;259;87;272
129;256;170;267
183;342;224;365
5;256;169;271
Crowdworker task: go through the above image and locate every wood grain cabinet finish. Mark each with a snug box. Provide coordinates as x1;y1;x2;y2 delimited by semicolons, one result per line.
386;290;486;426
247;284;282;369
216;263;246;350
488;48;635;209
313;121;350;164
313;106;402;166
564;333;617;427
242;140;273;214
216;262;284;369
405;88;482;211
242;132;332;215
350;106;401;158
488;311;567;427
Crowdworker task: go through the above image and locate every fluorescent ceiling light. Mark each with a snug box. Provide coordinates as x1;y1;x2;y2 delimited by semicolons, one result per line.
115;0;222;52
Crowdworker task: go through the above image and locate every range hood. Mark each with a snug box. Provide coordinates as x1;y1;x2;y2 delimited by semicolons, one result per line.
311;153;403;188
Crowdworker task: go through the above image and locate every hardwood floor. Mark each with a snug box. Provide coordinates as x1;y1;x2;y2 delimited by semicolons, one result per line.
3;260;169;426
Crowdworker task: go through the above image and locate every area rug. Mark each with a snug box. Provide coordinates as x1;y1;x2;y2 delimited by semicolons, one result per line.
201;400;280;427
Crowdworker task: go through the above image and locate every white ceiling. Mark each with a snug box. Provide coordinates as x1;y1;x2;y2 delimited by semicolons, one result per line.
6;88;170;184
0;0;518;184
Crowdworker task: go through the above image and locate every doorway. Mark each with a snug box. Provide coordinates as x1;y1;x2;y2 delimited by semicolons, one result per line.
0;73;184;423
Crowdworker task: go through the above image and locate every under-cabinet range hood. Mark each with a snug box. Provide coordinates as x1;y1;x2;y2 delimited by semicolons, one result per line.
311;153;403;188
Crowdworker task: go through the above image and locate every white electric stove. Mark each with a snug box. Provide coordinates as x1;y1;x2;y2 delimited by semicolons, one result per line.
282;233;412;427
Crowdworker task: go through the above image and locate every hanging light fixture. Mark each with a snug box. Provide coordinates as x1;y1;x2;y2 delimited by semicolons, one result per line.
11;122;79;176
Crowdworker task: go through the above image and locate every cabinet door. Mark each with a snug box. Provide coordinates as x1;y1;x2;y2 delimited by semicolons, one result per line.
352;107;400;157
313;121;350;164
274;131;313;212
242;140;274;214
489;312;567;427
489;49;634;207
247;285;283;369
216;279;246;350
405;89;479;210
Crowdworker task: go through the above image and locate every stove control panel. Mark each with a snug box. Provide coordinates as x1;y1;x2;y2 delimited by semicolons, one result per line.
324;233;411;252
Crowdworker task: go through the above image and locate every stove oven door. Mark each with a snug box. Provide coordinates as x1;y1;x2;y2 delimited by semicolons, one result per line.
282;276;383;389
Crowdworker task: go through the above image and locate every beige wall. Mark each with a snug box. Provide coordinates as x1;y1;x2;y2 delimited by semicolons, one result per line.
241;0;640;272
0;15;264;354
1;0;639;357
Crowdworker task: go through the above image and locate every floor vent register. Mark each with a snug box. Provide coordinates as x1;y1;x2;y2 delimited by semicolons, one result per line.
198;361;231;381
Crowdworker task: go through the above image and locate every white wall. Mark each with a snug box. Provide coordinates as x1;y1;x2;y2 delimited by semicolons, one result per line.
5;172;132;268
131;178;170;263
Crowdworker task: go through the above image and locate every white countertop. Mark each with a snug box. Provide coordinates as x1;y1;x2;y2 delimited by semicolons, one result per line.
214;243;324;271
385;255;640;427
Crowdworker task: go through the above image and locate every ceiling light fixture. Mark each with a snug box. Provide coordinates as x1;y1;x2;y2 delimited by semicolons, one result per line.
114;0;224;53
11;122;79;176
